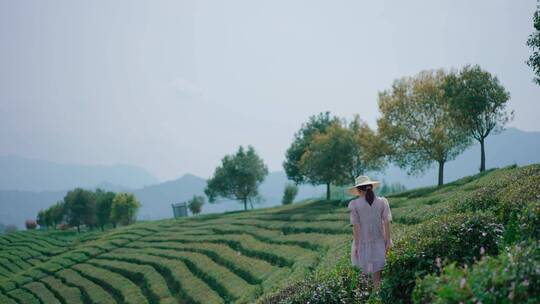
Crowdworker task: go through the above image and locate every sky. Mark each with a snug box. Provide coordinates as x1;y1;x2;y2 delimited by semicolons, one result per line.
1;0;539;181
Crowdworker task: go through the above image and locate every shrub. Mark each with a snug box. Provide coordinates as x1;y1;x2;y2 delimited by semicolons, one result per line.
260;254;375;304
451;164;540;227
380;212;503;303
413;241;539;304
25;220;37;230
504;200;540;245
187;195;205;215
4;224;18;233
282;183;299;205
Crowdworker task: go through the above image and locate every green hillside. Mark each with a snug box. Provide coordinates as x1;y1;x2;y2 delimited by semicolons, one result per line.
1;164;539;303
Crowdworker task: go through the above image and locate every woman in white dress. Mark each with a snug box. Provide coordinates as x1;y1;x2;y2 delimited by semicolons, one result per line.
347;176;393;290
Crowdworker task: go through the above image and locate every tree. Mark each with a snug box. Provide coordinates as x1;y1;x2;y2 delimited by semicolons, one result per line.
282;183;299;205
527;9;540;85
48;202;65;228
95;189;116;231
25;220;37;230
299;121;357;199
110;193;141;227
187;195;205;215
446;65;512;172
378;69;471;186
36;210;46;228
64;189;96;232
284;112;339;184
348;115;387;181
205;146;268;211
377;181;407;196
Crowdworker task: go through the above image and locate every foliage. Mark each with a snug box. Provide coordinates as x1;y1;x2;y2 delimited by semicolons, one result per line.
378;69;471;186
377;182;407;197
299;121;357;199
25;219;37;230
347;115;387;181
260;256;374;304
380;212;503;303
296;116;385;200
527;9;540;85
4;224;18;233
282;183;299;205
284;111;338;184
413;242;540;304
95;189;116;231
110;192;141;226
37;201;65;229
187;195;205;215
205;145;268;211
446;65;512;172
64;188;96;232
2;165;538;304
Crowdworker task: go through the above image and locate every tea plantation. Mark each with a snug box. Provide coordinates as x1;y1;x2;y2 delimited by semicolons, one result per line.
1;164;539;303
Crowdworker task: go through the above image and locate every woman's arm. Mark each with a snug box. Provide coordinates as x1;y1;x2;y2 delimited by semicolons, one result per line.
353;224;361;257
384;219;392;254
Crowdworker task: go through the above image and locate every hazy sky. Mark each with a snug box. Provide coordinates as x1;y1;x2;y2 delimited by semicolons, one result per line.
1;0;539;181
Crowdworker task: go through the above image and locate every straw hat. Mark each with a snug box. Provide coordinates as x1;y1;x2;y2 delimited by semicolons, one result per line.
347;175;381;196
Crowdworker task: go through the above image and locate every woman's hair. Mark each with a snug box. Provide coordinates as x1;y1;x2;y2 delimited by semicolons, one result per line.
356;184;375;205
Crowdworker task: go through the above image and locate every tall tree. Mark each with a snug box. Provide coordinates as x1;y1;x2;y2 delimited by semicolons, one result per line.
48;201;65;229
110;193;141;226
205;146;268;211
95;189;116;231
348;115;387;181
378;69;471;186
527;9;540;85
64;189;96;233
446;65;512;172
299;121;357;200
284;112;338;184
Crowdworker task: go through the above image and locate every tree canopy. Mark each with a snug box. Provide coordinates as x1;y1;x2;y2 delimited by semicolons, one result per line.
527;9;540;85
187;195;205;215
378;69;471;186
64;188;96;232
110;192;141;226
284;112;338;184
446;65;512;172
205;146;268;211
95;189;116;231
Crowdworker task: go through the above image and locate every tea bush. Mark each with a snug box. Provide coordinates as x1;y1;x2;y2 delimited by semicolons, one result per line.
413;241;539;304
380;212;503;303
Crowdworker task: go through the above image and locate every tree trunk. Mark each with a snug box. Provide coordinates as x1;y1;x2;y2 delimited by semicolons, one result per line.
438;161;445;186
243;198;247;211
77;225;80;233
480;137;486;172
326;183;331;200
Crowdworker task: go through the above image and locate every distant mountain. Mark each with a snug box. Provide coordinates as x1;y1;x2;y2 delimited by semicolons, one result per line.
0;156;160;191
0;127;538;228
136;172;323;220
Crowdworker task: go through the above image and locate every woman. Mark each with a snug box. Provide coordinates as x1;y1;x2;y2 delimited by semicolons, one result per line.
347;175;392;290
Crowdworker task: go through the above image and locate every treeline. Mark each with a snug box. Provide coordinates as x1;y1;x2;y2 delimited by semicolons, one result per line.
203;65;512;206
283;65;512;198
37;188;141;232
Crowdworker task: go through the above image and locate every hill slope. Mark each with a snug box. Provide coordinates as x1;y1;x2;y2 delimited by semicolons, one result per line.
0;164;538;303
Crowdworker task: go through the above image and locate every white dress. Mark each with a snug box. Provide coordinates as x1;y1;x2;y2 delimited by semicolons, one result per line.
348;196;392;273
